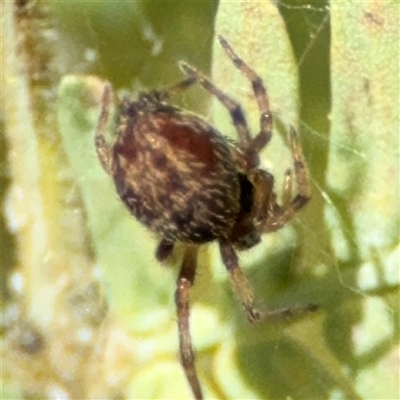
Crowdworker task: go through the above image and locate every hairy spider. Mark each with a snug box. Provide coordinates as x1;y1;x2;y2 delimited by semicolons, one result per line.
95;35;315;400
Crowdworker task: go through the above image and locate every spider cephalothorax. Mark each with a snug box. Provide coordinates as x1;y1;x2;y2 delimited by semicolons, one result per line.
95;35;314;400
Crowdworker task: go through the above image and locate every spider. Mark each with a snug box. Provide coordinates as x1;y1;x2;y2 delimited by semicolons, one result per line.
95;35;315;400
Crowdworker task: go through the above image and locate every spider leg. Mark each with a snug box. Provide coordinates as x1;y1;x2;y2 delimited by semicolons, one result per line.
219;241;314;321
156;76;197;101
247;169;276;228
175;245;203;400
155;239;175;262
220;241;317;322
217;35;272;154
95;82;113;175
179;62;253;150
288;125;311;208
282;169;293;210
263;126;311;232
219;241;261;322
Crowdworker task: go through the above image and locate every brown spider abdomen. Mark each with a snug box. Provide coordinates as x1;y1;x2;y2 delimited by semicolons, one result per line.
111;102;241;243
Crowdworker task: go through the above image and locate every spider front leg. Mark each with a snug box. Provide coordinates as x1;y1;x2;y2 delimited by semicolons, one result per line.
179;61;253;153
175;245;203;400
95;82;113;175
217;35;272;155
154;76;198;101
180;36;275;170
